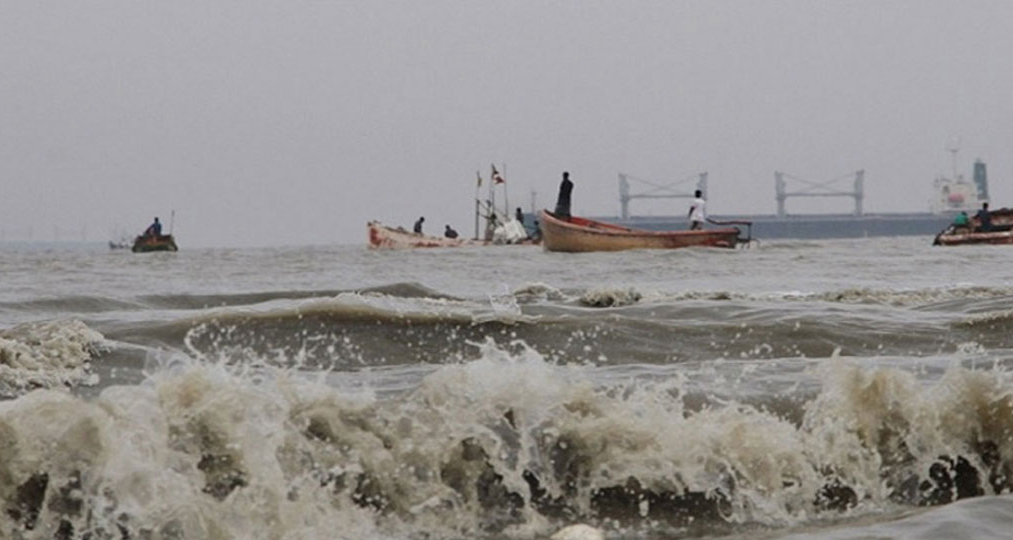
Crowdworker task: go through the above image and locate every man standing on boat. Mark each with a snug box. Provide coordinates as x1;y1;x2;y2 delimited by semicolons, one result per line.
413;216;425;234
554;172;573;219
976;203;992;232
144;217;162;237
688;190;706;230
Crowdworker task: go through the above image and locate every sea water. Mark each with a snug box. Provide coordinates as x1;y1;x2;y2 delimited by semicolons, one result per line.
1;237;1012;539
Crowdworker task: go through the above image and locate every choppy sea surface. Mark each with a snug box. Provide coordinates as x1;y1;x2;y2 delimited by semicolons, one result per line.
2;236;1013;540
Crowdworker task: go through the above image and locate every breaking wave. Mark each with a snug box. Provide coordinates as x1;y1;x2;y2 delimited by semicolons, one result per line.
0;283;460;318
170;292;535;369
1;342;1012;539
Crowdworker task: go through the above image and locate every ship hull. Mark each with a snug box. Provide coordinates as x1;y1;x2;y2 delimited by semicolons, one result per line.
600;213;954;240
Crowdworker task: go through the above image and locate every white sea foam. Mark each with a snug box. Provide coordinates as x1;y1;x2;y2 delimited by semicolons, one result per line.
0;319;102;396
551;523;605;540
513;282;566;302
579;287;643;308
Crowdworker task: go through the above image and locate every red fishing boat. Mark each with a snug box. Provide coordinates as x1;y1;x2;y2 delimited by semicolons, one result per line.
538;210;749;252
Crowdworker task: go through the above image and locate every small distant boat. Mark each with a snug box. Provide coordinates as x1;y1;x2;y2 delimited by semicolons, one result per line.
539;210;749;252
934;208;1013;246
109;239;131;250
131;234;179;253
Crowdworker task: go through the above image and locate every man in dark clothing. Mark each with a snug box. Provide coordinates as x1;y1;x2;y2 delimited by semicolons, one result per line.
554;172;573;219
976;203;992;232
444;225;458;238
413;216;425;234
515;207;531;238
144;217;162;237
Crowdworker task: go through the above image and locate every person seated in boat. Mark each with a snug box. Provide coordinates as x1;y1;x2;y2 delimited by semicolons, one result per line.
143;217;162;238
554;172;573;219
444;224;459;238
413;216;425;234
688;190;706;230
948;209;972;233
976;203;991;232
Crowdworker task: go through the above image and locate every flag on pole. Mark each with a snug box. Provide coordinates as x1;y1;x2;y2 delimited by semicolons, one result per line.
476;171;482;187
491;165;505;184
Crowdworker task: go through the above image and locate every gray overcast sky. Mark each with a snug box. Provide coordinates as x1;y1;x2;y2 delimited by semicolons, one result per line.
2;1;1011;246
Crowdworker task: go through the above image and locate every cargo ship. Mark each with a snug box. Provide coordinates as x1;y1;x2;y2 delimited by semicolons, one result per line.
596;159;990;240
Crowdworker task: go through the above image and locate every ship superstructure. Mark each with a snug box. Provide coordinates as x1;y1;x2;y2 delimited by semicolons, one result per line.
930;158;989;214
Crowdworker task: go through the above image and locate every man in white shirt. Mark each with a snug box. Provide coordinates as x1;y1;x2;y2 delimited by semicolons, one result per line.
688;190;706;230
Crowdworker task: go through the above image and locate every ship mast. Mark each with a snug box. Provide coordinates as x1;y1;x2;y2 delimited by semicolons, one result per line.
946;136;962;180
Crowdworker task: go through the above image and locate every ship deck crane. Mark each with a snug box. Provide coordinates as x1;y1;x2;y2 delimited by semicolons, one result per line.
775;170;864;217
618;172;708;219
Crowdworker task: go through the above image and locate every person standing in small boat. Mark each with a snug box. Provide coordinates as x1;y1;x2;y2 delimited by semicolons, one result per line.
413;216;425;234
688;190;706;230
976;203;992;232
554;172;573;219
444;225;458;238
144;217;162;238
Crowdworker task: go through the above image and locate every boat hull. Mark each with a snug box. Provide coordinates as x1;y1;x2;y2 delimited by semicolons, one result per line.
131;235;178;253
539;210;741;252
935;231;1013;246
